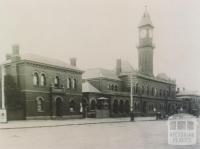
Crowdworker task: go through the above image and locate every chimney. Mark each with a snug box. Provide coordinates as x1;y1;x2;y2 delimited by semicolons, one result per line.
6;54;11;60
70;58;77;67
116;59;122;75
176;88;180;93
11;44;21;61
12;44;20;56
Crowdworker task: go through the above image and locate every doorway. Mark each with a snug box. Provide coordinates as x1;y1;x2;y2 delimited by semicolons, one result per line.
56;97;63;116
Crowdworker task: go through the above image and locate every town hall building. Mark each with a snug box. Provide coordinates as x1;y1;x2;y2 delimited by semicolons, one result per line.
82;9;183;118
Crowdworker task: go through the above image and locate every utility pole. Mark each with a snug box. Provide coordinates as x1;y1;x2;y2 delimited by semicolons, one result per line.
0;64;7;123
130;73;134;121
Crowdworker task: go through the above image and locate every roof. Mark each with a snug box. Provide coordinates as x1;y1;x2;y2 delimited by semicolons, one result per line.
82;81;101;93
177;90;200;97
168;113;196;120
156;73;169;81
20;53;81;71
139;8;153;27
120;60;135;73
83;68;120;81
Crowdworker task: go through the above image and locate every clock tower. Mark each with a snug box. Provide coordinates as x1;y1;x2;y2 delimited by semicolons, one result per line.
137;7;154;76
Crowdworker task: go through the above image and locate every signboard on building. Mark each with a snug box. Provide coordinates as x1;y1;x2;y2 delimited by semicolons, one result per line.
0;109;7;123
168;114;198;145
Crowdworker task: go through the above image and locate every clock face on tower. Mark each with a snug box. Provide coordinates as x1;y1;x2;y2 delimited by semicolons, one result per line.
140;29;147;38
149;29;153;38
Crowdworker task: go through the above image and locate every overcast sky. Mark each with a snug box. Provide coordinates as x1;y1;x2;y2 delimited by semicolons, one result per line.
0;0;199;91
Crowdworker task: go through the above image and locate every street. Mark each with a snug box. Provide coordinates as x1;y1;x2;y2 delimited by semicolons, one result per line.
0;119;200;149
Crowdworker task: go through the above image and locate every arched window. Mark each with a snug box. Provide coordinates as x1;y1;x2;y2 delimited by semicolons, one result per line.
155;88;158;96
114;85;118;91
125;100;130;114
54;76;60;87
40;74;46;86
67;78;72;89
90;100;96;110
163;90;166;96
72;78;77;89
152;87;154;96
69;100;75;112
119;100;124;113
160;89;162;96
111;84;114;90
33;72;39;86
141;86;145;94
36;97;44;112
147;86;149;95
113;100;118;113
134;102;137;110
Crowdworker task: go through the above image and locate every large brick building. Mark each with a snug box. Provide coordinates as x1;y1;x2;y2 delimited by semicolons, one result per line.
82;9;182;118
0;45;83;120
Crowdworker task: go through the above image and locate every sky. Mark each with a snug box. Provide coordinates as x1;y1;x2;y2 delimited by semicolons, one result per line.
0;0;199;91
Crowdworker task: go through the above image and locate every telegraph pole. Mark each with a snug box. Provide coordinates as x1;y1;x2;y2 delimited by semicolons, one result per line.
130;73;134;121
0;64;7;123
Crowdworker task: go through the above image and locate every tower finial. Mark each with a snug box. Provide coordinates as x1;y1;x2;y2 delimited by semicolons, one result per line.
145;5;147;11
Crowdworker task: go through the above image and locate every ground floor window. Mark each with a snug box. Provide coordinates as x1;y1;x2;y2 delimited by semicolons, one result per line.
69;100;75;112
119;100;124;113
36;97;44;112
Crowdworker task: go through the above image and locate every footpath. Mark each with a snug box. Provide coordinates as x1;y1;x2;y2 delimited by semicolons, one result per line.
0;117;157;130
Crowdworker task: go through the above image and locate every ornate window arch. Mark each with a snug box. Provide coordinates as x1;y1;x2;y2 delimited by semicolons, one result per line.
72;78;77;89
40;73;46;86
147;86;149;95
152;87;155;96
36;97;45;112
33;72;39;86
69;99;75;112
67;78;72;89
141;86;145;94
114;85;118;91
54;76;60;87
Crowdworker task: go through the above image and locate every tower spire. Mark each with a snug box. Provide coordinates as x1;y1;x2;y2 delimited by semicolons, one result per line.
137;7;154;76
139;6;153;28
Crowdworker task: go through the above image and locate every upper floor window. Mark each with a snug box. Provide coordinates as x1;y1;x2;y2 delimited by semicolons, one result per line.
155;88;158;96
141;86;145;94
147;86;149;95
72;78;77;89
163;90;166;96
54;76;60;87
40;74;46;86
67;78;71;89
33;72;39;86
114;85;118;91
152;87;155;96
135;84;139;94
111;84;114;90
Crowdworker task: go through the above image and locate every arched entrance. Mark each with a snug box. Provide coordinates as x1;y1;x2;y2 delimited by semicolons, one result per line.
56;97;63;116
113;100;118;114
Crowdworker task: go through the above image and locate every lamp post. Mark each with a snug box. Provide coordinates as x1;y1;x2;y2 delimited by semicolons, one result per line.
130;73;134;121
